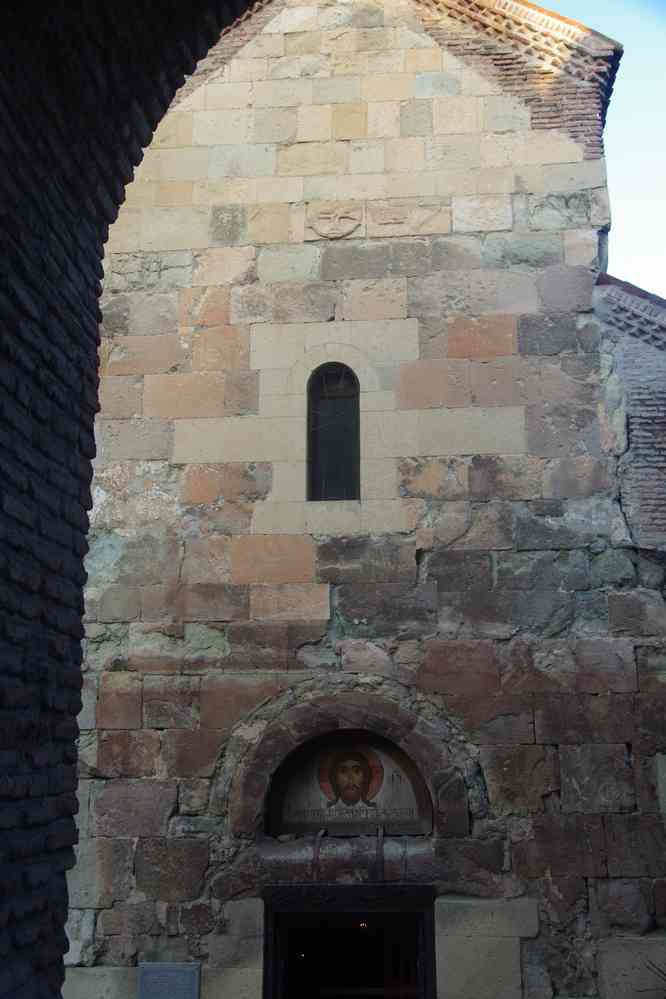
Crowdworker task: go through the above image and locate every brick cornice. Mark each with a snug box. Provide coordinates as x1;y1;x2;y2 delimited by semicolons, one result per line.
596;276;666;352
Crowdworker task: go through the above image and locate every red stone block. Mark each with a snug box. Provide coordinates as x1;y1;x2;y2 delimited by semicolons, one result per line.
592;879;654;935
560;745;635;814
534;694;635;744
94;779;177;837
178;584;249;622
143;677;200;729
573;639;637;693
499;641;567;694
480;746;560;815
200;675;285;732
98;731;160;778
97;673;142;730
98;902;159;937
162;730;224;777
447;694;534;745
512;816;606;878
135;838;209;902
635;692;666;753
605;815;666;877
418;640;499;695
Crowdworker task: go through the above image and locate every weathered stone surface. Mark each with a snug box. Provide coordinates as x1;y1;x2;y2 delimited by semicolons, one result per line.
468;456;542;500
480;746;560;815
94;780;177;837
338;640;393;674
97;673;142;730
336;583;437;637
637;644;666;691
512;815;606;877
635;692;666;753
447;694;533;745
162;729;224;777
482;232;562;268
63;968;137;999
435;897;538;938
418;640;499;695
517;313;579;356
592;879;654;935
436;936;521;999
428;552;492;590
135;837;209;901
98;731;160;778
560;744;635;813
598;937;666;999
609;590;666;637
535;693;634;744
439;588;574;641
605;815;666;876
399;457;468;499
542;455;612;499
317;536;416;584
68;838;134;908
496;551;589;591
200;675;285;730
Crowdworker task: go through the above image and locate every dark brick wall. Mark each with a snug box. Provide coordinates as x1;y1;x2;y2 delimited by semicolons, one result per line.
0;4;240;995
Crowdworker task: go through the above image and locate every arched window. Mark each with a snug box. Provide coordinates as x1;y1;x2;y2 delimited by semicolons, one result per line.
307;363;360;501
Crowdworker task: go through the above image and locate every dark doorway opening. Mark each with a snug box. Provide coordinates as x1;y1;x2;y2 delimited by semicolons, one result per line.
263;886;436;999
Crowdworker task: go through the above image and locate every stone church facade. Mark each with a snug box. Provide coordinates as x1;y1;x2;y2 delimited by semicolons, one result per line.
65;0;666;996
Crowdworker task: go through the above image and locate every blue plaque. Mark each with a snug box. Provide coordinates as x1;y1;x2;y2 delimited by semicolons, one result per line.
138;962;200;999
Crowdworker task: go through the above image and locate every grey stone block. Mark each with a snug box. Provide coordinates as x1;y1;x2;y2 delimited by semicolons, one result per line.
482;232;563;269
435;897;539;938
436;935;521;999
63;968;137;999
210;204;247;245
598;937;666;999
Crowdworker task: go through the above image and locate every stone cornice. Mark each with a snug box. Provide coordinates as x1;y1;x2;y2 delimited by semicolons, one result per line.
596;276;666;352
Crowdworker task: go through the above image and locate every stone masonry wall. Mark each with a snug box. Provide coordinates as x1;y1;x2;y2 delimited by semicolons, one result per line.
69;1;666;997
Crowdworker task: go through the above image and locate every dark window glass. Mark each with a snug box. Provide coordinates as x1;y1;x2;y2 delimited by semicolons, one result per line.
307;363;360;501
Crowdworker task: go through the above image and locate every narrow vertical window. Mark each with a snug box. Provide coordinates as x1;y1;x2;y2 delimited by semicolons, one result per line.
307;363;360;501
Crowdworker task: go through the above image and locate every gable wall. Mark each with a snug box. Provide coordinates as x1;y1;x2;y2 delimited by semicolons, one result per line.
67;1;666;995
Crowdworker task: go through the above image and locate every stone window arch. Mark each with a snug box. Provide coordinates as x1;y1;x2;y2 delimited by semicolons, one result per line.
307;362;360;502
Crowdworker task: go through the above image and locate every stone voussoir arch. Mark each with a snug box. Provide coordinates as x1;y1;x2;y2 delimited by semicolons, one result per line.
226;686;468;840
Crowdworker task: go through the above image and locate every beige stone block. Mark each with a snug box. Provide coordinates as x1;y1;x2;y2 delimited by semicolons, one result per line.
255;177;304;203
367;101;401;138
140;207;209;251
521;130;584;165
153;112;194;148
230;285;275;325
143;373;226;418
104;336;186;376
247;203;290;244
320;29;358;56
426;134;481;171
192;326;249;371
106;210;141;253
260;367;291;396
202;965;262;999
331;52;368;77
250;583;330;621
405;48;443;73
251;324;305;369
304;175;340;200
460;66;500;97
447;315;517;359
154;182;194;207
362;75;415;101
362;410;419;458
366;198;450;237
205;83;253;109
342;278;407;320
384;173;435;198
297;104;333;142
123;181;157;209
180;286;230;328
417;407;526;456
259;393;306;418
182;535;232;584
313;77;361;104
193;178;257;206
397;359;471;409
285;31;322;55
173;415;306;463
479;132;523;169
231;535;315;583
395;26;437;49
264;7;319;34
278;141;348;176
353;318;419;362
359;391;396;412
257;244;321;283
271;462;307;501
241;33;285;58
192;246;256;286
268;53;330;79
349;140;384;173
305;201;365;240
228;58;269;82
99;376;143;419
452;195;512;233
366;51;405;75
252;500;307;534
193;110;251;145
360;499;413;533
435;898;539;938
483;95;531;132
332;103;367;139
251;108;297;143
337;173;387;200
360;459;398;499
356;27;395;51
177;88;206;111
475;167;516;195
63;968;136;999
210;143;277;179
564;229;601;268
97;418;172;462
433;96;483;134
540;159;607;194
152;147;211;182
254;78;313;107
305;501;362;535
436;937;521;999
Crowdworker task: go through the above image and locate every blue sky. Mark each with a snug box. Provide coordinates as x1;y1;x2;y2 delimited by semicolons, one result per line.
546;0;666;297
